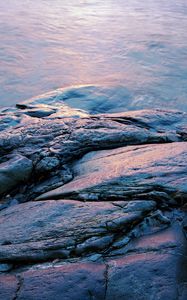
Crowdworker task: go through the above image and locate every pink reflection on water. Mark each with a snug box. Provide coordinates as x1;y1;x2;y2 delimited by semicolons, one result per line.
0;0;187;110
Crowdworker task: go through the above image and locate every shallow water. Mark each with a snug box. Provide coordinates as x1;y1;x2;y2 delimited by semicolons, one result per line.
0;0;187;110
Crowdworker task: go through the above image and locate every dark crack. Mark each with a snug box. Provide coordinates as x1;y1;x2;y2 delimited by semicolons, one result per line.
12;275;23;300
104;263;109;300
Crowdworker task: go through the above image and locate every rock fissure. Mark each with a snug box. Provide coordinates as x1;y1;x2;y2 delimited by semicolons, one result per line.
12;275;23;300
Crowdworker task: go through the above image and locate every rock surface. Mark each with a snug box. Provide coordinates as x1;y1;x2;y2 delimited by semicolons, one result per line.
0;200;156;263
37;142;187;203
0;155;33;196
0;87;187;299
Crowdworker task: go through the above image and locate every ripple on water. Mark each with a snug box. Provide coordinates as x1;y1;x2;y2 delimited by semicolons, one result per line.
0;0;187;111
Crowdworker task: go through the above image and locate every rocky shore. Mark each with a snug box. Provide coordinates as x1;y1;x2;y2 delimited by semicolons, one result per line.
0;86;187;299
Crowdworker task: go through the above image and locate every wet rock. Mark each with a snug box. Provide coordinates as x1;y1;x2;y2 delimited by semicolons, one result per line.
0;274;18;300
0;263;106;300
35;157;60;173
0;200;155;263
106;252;184;300
105;216;187;300
0;217;186;300
37;142;187;203
16;100;89;119
17;105;57;118
17;85;187;114
0;155;33;196
1;109;186;158
0;93;187;299
32;167;73;197
0;108;186;200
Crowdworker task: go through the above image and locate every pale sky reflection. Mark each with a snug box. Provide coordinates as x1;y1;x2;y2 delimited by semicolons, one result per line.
0;0;187;111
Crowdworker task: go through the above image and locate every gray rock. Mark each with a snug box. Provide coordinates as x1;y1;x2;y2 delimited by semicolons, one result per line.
104;215;187;299
106;252;184;300
37;142;187;203
0;94;187;299
1;108;186;200
35;157;60;173
0;274;18;300
0;218;186;300
0;263;106;300
0;200;155;263
0;155;33;195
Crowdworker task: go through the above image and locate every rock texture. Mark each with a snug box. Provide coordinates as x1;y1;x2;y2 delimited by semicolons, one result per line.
0;86;187;299
37;142;187;203
0;200;156;263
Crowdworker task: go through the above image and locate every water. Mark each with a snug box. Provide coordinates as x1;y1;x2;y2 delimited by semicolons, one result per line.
0;0;187;110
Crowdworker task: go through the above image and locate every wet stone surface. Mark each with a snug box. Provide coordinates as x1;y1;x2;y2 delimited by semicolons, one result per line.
0;87;187;299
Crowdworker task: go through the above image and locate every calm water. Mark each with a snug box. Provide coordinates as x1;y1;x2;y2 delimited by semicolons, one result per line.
0;0;187;110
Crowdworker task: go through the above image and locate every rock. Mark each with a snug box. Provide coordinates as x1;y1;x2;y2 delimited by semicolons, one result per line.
35;157;60;173
0;200;155;263
0;107;186;200
37;142;187;203
106;252;185;300
0;274;18;300
17;85;133;114
0;263;106;300
0;155;33;196
0;91;187;299
105;218;187;300
0;217;186;300
16;100;89;119
1;109;186;159
0;263;13;272
16;104;57;118
32;167;73;197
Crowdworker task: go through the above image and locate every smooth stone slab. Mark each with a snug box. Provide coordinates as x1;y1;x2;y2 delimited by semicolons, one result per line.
37;142;187;202
106;252;185;300
0;274;18;300
0;263;105;300
19;263;106;300
0;200;155;263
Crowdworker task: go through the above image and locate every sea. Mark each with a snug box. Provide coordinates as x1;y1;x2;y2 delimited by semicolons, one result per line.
0;0;187;111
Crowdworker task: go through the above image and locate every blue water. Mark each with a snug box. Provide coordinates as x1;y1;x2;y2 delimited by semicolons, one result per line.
0;0;187;110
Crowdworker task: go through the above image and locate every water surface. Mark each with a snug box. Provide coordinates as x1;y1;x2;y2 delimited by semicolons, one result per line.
0;0;187;110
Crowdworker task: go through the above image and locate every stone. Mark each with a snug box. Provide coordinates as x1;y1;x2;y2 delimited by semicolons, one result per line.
35;157;60;173
0;263;106;300
0;200;155;263
1;107;186;201
105;217;187;300
0;274;18;300
106;253;184;300
0;155;33;196
37;142;187;203
0;91;187;299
